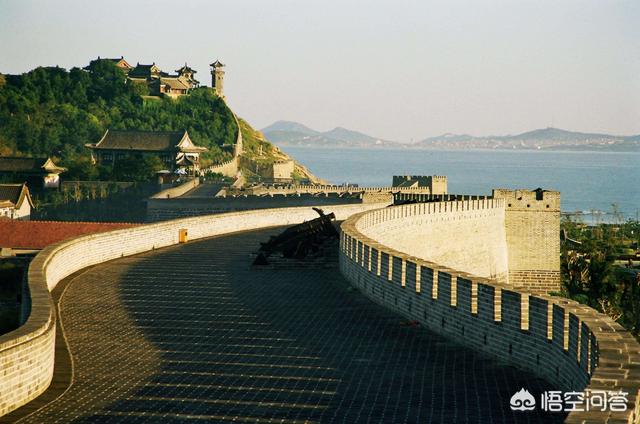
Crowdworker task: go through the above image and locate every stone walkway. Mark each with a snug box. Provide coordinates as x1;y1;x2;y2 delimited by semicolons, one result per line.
19;229;563;423
182;183;225;198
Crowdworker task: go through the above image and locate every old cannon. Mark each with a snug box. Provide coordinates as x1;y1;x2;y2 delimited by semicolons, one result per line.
253;207;339;265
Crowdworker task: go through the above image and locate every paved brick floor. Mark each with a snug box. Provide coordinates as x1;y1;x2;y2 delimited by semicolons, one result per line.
20;229;564;423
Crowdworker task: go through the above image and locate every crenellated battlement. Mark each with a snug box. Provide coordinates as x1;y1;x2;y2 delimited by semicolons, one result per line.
339;201;640;424
391;175;448;194
493;188;561;211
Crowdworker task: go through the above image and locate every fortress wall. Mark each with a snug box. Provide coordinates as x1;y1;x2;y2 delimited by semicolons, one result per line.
200;111;243;178
150;178;200;199
361;192;394;204
272;160;295;180
146;195;363;222
391;175;448;194
356;200;509;282
202;156;238;178
340;206;640;424
254;185;437;196
430;176;448;195
0;202;388;418
393;193;490;203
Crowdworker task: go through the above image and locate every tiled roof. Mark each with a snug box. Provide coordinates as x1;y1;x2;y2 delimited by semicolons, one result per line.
129;63;161;78
88;130;188;151
0;220;139;249
160;77;190;90
0;184;23;204
0;157;65;173
0;183;33;209
84;57;132;71
176;64;196;74
210;60;225;67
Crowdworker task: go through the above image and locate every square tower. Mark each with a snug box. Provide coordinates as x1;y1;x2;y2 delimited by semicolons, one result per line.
493;188;561;294
210;60;225;98
391;175;447;194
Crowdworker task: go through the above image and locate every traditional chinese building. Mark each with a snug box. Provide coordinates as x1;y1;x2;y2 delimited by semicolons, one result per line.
84;56;133;74
0;157;66;189
0;183;34;220
84;57;225;99
127;62;200;98
175;64;199;87
86;129;208;172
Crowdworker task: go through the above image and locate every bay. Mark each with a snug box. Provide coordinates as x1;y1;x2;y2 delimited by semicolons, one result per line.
282;147;640;220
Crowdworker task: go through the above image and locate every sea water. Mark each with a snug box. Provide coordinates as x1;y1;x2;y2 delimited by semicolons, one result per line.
282;147;640;221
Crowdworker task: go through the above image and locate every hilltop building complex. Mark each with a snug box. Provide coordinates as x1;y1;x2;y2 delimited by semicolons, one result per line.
84;57;223;99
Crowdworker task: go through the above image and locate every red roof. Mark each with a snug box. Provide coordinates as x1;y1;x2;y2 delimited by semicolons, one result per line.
0;220;140;249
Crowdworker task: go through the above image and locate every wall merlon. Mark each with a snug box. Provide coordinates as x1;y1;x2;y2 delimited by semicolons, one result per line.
339;200;640;423
492;188;561;211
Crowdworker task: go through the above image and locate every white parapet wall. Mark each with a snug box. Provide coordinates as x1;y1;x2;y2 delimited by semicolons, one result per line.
0;202;388;417
340;202;640;424
151;178;200;199
357;199;509;283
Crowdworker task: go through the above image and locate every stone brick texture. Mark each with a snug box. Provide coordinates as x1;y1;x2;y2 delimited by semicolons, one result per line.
340;202;640;424
494;189;561;293
355;199;509;282
0;202;386;418
16;229;561;423
147;195;366;222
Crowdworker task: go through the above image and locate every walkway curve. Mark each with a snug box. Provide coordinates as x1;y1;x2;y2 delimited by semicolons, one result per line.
20;229;560;423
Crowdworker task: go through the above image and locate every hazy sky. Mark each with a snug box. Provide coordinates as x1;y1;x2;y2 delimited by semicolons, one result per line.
1;0;639;141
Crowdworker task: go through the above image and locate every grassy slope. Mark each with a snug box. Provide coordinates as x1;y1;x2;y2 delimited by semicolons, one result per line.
238;117;324;183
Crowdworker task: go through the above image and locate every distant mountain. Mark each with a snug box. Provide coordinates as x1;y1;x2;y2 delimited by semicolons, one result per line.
261;120;319;136
421;133;476;144
322;127;379;144
263;121;640;151
262;121;398;148
418;127;640;151
515;127;603;141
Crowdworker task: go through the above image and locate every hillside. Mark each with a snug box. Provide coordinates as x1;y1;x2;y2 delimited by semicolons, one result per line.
0;62;320;181
0;62;237;173
239;119;324;184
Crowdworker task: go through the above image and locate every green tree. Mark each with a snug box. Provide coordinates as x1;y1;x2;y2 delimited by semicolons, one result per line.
0;61;238;178
62;155;99;180
561;218;640;338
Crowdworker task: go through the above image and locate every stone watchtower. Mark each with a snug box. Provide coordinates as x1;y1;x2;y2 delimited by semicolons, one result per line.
391;175;448;195
210;60;225;98
492;188;561;293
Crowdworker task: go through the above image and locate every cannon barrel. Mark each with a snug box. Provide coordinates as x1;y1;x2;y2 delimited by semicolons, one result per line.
253;208;338;264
